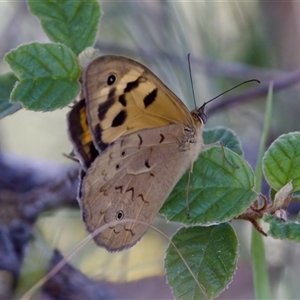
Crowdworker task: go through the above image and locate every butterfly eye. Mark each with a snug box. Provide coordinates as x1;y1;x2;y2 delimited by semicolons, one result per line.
107;74;116;85
116;210;124;220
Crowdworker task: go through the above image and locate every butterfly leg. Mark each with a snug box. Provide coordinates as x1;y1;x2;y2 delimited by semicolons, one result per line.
203;142;238;169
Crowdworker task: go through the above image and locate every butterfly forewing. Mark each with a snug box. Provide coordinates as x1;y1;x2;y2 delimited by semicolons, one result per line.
83;56;195;153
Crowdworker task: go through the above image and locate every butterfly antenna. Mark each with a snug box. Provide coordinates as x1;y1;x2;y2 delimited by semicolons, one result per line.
187;53;197;110
201;79;260;108
198;79;260;123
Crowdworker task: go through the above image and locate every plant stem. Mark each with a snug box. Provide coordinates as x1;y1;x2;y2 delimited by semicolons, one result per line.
251;82;273;299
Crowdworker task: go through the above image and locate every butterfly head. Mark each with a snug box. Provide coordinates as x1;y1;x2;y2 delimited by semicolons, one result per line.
190;102;208;125
197;102;208;124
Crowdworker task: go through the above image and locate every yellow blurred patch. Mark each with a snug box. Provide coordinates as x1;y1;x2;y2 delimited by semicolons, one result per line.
37;209;169;282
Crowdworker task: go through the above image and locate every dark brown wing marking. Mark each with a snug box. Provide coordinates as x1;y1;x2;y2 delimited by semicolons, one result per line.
118;94;126;106
115;186;123;193
112;110;127;127
98;88;116;121
138;193;147;203
143;88;157;108
145;159;151;169
126;187;134;199
124;77;141;93
137;134;143;146
159;134;165;143
94;124;108;151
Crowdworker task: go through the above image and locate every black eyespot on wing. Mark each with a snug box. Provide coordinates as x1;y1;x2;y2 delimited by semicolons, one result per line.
112;110;127;127
98;88;116;121
121;150;126;156
107;74;116;85
144;88;157;108
116;210;124;220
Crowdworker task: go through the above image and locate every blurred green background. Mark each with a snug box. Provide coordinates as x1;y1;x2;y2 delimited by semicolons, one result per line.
1;1;300;299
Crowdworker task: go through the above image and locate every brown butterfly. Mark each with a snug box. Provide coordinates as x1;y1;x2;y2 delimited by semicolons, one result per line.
67;55;207;252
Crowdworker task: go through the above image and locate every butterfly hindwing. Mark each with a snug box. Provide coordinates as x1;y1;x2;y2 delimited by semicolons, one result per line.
80;123;203;251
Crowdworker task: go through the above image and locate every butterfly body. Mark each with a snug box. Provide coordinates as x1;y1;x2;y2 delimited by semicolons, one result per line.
68;55;205;251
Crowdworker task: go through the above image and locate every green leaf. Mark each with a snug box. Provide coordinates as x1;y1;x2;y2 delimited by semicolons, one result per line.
165;224;238;300
262;132;300;192
160;147;256;224
5;43;79;80
263;214;300;242
11;78;80;111
0;72;22;119
27;0;101;55
269;187;276;201
5;43;80;111
203;127;243;155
